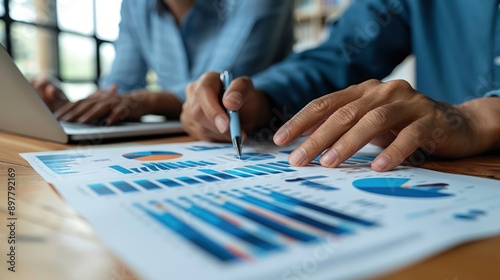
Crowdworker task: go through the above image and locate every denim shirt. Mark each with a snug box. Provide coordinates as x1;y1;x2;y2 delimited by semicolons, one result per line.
253;0;500;114
100;0;294;101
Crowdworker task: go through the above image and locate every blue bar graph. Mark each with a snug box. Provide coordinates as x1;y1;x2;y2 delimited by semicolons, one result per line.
176;176;202;185
168;199;282;253
109;160;218;174
131;184;382;263
236;167;267;176
245;165;281;174
195;175;220;183
111;181;139;193
143;163;159;171
135;203;239;262
251;186;378;227
199;169;236;180
90;161;300;196
88;183;115;195
257;163;295;172
223;190;348;235
197;194;318;242
223;170;253;178
36;153;91;175
157;178;182;188
199;161;217;166
135;180;162;190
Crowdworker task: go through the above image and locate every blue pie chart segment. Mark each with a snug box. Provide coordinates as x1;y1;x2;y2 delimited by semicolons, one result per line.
236;153;276;161
353;178;452;198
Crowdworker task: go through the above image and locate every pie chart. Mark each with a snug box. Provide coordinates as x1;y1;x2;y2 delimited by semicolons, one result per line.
234;153;275;161
122;151;183;161
353;178;452;198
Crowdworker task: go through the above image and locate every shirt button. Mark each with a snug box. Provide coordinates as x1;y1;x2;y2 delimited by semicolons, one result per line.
495;56;500;66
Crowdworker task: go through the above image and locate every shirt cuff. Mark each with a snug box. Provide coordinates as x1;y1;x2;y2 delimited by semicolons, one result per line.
485;89;500;97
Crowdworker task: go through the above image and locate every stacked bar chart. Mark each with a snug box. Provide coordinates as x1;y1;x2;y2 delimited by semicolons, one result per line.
91;161;297;196
133;186;378;262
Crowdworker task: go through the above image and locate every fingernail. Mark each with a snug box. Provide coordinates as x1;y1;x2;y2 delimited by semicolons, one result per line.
224;91;243;107
320;148;338;167
289;148;307;166
373;155;391;171
273;127;289;144
215;115;229;133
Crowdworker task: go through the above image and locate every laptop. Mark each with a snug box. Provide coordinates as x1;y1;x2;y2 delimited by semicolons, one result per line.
0;46;184;143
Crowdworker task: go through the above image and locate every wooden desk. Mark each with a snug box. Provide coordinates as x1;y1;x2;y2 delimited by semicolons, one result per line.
0;131;499;280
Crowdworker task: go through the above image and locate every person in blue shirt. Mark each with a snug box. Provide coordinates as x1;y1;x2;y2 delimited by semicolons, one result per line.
32;0;293;124
181;0;500;172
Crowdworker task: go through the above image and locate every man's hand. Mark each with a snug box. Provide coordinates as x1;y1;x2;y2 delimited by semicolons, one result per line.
181;72;273;142
30;76;69;112
55;86;182;125
273;79;500;172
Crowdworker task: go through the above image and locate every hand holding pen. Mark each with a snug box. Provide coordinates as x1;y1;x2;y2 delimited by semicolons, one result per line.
220;71;243;159
180;72;274;144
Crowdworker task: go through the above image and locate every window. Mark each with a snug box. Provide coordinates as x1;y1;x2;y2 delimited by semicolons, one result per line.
0;21;5;47
3;0;122;101
0;0;4;17
1;0;5;47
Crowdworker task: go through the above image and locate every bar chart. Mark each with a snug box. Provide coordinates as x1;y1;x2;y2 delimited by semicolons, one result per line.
109;160;217;174
133;186;377;262
90;161;297;196
36;153;91;175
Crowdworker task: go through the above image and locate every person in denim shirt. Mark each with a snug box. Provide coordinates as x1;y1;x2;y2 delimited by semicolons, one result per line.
181;0;500;172
33;0;293;125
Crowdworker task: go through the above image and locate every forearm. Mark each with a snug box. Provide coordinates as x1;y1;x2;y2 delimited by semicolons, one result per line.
457;97;500;153
146;91;183;119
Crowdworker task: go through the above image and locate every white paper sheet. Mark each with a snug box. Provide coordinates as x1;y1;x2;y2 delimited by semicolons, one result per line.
21;141;500;280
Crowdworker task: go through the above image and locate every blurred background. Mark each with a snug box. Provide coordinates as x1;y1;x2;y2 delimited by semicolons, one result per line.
0;0;413;101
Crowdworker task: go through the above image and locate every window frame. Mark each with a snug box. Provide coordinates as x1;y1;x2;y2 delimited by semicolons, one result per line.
0;0;113;85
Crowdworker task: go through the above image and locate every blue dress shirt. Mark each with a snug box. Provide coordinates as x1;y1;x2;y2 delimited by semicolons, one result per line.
100;0;294;101
253;0;500;115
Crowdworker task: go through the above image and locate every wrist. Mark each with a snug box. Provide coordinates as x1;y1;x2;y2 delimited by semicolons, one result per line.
457;97;500;152
149;91;182;119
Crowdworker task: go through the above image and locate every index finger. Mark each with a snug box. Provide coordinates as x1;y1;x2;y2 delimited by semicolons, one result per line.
194;72;229;134
273;85;364;146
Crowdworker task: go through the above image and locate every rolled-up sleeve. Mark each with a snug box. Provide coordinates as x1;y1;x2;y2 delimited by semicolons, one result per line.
485;89;500;97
